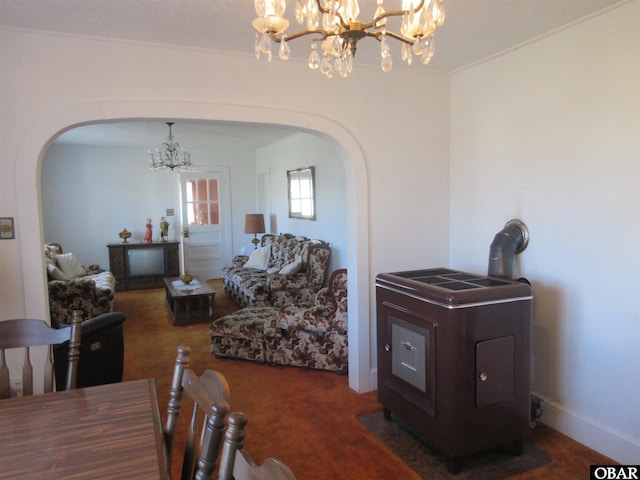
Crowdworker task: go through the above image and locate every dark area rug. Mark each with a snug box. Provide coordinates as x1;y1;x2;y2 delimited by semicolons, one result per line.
359;412;551;480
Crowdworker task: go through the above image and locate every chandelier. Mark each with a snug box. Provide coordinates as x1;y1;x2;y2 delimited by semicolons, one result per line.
148;122;192;173
253;0;445;78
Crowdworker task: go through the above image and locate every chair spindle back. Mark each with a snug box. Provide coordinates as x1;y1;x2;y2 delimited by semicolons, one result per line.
0;310;82;399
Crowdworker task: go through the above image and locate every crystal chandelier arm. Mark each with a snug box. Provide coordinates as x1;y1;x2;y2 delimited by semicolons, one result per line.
374;5;425;24
269;28;328;43
365;29;413;45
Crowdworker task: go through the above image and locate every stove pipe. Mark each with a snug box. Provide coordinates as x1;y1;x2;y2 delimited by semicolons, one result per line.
487;219;529;279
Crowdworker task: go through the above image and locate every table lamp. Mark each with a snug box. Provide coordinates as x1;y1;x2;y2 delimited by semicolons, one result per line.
244;213;265;249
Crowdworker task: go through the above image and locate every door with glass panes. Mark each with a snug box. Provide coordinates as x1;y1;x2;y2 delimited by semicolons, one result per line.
180;169;231;280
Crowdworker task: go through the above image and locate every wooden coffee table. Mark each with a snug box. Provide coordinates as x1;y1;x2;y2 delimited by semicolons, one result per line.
164;276;216;325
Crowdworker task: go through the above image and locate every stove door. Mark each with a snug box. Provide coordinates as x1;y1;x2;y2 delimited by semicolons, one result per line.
377;296;437;418
476;335;515;407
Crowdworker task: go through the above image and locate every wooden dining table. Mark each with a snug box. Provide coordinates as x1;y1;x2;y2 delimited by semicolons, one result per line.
0;378;170;479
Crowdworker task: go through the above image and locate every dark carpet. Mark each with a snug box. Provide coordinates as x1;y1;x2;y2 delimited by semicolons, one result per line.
359;412;551;480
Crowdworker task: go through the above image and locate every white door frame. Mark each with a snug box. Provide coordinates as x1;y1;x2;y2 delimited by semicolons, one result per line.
179;166;232;279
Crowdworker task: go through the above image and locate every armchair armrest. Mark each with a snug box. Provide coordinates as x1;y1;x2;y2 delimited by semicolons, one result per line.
269;273;308;290
314;287;335;310
232;255;249;268
81;312;126;335
82;264;102;275
52;311;126;332
48;277;98;300
268;273;318;307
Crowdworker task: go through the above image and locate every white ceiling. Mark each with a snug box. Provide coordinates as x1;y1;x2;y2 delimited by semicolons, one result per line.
54;120;302;150
1;0;627;148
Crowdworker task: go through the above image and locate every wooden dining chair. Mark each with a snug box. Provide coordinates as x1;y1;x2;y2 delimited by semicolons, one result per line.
165;345;231;480
0;310;82;399
218;412;297;480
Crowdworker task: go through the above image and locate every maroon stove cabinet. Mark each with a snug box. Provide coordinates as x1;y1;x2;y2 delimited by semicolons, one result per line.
375;268;533;473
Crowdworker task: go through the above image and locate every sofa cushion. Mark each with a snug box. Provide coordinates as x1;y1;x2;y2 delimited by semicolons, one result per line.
90;271;116;294
279;258;302;275
276;305;335;332
243;245;270;270
264;235;309;271
47;263;70;281
56;252;87;278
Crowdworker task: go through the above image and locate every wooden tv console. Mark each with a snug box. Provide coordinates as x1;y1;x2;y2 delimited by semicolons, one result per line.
108;241;180;291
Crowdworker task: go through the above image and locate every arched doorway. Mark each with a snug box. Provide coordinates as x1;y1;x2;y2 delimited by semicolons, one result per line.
16;101;373;393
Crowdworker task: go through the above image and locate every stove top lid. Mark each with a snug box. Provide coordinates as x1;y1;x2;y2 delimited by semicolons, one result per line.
391;268;511;291
376;268;533;307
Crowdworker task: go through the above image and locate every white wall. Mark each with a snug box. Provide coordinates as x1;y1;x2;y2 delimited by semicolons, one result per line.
0;27;450;394
449;1;639;464
257;132;348;274
42;144;179;267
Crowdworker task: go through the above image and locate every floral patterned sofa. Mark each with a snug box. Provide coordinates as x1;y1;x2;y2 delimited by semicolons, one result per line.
211;269;348;373
223;233;331;308
45;243;116;324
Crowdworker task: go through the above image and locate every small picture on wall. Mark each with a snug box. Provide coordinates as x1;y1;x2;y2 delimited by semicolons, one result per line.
0;217;15;239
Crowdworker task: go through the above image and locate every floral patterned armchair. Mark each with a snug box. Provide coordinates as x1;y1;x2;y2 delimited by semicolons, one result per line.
268;268;348;372
45;243;116;324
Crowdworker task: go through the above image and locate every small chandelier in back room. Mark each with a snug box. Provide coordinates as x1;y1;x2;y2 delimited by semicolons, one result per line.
148;122;192;173
253;0;446;79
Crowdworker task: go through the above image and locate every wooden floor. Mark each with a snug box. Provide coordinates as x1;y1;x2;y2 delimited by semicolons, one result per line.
115;281;617;480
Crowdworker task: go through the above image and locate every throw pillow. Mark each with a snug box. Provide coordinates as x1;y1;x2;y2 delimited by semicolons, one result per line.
243;246;270;270
56;252;87;278
279;258;302;275
47;263;70;281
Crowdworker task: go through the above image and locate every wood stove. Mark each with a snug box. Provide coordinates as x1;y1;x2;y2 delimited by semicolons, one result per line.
376;267;533;473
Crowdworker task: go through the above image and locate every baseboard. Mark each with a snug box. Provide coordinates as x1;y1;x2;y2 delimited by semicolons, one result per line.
539;397;640;464
370;367;378;391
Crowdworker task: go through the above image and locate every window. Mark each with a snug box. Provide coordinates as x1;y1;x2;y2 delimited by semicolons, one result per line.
185;178;220;226
287;166;315;220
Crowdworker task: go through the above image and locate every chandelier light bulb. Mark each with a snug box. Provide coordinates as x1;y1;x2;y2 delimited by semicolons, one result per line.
432;0;445;26
295;0;304;23
255;0;286;17
343;0;360;23
252;0;446;79
307;2;320;29
255;0;266;17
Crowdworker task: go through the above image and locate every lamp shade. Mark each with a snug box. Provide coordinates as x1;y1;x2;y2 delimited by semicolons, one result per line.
244;214;266;234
